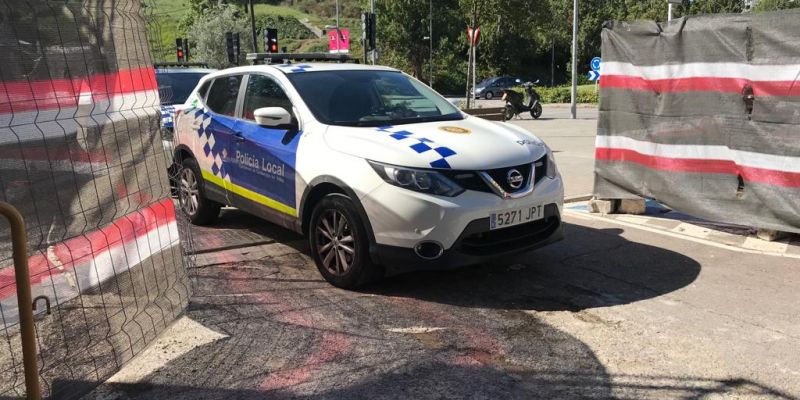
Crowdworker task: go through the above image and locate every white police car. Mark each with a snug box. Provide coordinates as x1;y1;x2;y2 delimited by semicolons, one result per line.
173;63;564;288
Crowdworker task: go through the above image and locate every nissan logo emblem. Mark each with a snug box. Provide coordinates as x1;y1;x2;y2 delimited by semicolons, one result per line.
507;169;524;189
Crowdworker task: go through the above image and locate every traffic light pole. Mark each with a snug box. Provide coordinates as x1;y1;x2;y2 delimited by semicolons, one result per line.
249;0;258;52
570;0;578;119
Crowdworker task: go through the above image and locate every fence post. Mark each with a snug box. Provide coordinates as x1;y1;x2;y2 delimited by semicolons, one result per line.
0;202;41;400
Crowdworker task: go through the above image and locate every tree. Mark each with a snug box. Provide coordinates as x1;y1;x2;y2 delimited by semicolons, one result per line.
187;4;255;68
753;0;800;11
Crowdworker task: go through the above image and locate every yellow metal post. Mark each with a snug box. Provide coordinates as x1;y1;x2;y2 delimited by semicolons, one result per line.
0;202;41;400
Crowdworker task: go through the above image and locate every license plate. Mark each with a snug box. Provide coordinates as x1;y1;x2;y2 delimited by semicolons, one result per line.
490;204;544;230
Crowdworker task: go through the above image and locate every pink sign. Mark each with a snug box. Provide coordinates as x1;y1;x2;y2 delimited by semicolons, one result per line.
328;28;350;53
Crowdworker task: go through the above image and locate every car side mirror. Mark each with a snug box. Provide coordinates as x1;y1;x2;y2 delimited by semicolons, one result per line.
254;107;292;127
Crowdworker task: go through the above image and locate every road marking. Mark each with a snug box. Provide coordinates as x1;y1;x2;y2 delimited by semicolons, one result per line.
386;327;446;334
671;222;711;239
102;316;227;385
742;237;789;253
564;211;800;259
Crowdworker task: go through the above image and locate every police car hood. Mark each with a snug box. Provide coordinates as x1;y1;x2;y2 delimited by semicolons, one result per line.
323;115;547;170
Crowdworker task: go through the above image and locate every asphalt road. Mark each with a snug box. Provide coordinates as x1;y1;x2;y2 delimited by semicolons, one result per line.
85;205;800;399
82;103;800;399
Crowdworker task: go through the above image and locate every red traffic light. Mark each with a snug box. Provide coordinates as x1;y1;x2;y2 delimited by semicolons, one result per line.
271;44;277;52
177;50;184;58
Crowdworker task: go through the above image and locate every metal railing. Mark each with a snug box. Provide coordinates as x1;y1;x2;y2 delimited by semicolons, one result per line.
0;201;41;400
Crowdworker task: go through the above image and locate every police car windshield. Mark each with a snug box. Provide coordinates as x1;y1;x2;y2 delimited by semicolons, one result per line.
288;70;463;127
156;72;208;105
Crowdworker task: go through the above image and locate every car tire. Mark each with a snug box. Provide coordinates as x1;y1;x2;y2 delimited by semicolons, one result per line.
484;91;494;100
178;157;221;225
309;194;382;289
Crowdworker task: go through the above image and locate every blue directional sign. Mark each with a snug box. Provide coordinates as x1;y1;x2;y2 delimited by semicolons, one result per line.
591;57;602;72
588;70;600;81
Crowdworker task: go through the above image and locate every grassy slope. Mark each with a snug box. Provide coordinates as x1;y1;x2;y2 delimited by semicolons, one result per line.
146;0;346;62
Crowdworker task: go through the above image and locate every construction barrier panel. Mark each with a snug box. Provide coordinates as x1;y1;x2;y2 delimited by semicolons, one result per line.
594;10;800;234
0;0;191;398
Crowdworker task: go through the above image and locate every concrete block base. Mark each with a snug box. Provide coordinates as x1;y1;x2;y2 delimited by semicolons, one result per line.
617;199;646;215
756;229;790;242
588;199;618;214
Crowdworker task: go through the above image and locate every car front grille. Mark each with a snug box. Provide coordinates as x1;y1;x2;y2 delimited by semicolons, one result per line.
456;204;561;255
442;154;548;198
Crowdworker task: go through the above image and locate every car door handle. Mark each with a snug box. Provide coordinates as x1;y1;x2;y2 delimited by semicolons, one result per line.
234;133;245;142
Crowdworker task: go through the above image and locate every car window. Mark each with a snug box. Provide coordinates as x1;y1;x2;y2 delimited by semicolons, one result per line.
288;70;462;127
242;74;294;121
205;75;242;116
197;80;211;100
155;72;208;105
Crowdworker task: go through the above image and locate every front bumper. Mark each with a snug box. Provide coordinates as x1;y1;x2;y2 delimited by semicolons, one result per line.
360;172;564;271
373;204;563;273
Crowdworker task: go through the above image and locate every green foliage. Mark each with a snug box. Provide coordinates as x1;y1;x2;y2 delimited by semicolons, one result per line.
256;15;315;39
187;4;255;68
753;0;800;11
510;84;597;104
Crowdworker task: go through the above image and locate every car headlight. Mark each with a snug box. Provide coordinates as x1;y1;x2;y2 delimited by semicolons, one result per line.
546;147;558;179
368;160;464;197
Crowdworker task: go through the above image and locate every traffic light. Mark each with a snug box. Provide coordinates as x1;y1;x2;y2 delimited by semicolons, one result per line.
362;12;376;51
225;32;240;65
226;32;234;63
264;28;278;53
175;38;185;62
232;32;241;62
182;38;190;62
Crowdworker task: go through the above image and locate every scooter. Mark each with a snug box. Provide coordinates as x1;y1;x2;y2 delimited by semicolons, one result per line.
501;80;542;121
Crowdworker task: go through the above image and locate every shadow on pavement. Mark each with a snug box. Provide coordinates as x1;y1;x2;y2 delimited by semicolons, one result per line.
368;223;701;312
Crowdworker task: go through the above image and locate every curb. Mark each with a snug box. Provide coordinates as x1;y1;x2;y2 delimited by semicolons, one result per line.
565;194;593;203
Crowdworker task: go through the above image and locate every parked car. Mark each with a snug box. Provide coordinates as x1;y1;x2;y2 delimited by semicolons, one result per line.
474;76;522;99
155;65;215;130
156;65;214;187
173;63;564;288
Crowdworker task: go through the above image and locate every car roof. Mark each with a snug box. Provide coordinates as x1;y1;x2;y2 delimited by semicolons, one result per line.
155;68;216;74
204;63;400;78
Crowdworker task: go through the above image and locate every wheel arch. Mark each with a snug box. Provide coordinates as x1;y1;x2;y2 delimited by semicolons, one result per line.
299;176;378;259
173;144;194;163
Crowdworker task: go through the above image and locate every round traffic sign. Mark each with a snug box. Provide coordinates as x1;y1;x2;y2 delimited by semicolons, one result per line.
591;57;601;71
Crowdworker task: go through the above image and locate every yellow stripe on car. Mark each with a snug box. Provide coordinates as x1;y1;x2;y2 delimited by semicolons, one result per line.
201;170;297;216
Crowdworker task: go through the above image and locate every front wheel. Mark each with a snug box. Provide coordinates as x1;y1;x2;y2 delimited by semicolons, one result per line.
484;91;494;100
530;103;543;119
309;194;382;289
503;105;516;121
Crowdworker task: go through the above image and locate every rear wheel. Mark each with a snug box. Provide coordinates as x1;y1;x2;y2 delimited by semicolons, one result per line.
178;158;221;225
309;194;381;289
530;103;543;119
504;105;516;121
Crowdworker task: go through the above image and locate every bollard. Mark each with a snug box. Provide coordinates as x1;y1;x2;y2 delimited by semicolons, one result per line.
0;202;41;400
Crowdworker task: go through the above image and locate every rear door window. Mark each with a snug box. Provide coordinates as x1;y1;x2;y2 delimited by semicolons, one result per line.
206;75;242;117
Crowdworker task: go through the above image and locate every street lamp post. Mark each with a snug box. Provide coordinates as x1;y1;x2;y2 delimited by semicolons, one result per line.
429;0;433;87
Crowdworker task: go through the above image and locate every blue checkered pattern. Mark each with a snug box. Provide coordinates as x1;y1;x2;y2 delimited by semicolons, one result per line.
188;108;229;180
160;105;176;128
376;126;457;169
277;64;312;73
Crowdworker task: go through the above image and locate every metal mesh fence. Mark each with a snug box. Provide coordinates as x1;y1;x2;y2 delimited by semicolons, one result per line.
0;0;193;398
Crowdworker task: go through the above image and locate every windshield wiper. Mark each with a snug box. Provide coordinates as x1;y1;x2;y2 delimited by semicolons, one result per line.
388;114;464;126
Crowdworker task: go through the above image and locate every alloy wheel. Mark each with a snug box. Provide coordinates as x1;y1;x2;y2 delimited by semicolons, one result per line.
179;167;199;216
315;209;355;276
